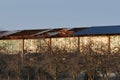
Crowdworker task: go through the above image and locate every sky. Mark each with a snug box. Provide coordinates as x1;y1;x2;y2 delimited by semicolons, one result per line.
0;0;120;30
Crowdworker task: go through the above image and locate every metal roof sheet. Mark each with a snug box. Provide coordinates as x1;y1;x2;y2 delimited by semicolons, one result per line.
48;32;59;36
0;30;22;38
31;29;52;36
74;25;120;36
0;27;89;39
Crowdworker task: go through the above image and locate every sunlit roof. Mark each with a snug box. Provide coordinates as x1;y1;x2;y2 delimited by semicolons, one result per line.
74;25;120;36
0;27;86;39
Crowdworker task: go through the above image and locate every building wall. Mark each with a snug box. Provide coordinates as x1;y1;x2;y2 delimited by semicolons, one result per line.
80;36;108;54
0;35;120;54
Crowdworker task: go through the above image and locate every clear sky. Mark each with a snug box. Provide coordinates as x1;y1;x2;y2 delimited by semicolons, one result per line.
0;0;120;30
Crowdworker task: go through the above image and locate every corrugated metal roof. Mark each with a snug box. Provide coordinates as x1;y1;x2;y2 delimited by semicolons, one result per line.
48;32;59;36
31;29;52;36
0;30;22;38
74;25;120;36
0;27;88;39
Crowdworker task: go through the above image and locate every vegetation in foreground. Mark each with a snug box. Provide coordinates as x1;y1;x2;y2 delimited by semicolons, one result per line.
0;50;119;80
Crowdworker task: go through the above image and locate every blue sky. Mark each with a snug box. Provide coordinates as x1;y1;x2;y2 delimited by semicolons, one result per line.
0;0;120;30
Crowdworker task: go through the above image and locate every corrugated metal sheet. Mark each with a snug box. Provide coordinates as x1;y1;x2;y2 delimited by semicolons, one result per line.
74;25;120;36
48;32;59;36
0;30;22;38
0;27;92;39
31;29;52;36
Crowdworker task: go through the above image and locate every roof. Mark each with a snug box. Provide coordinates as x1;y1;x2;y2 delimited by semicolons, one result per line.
1;25;120;39
0;30;22;38
0;27;86;39
74;25;120;36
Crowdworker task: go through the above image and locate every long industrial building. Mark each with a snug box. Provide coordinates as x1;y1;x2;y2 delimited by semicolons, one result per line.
0;25;120;55
0;25;120;79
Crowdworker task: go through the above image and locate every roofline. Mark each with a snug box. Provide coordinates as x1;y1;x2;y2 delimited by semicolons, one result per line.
0;27;86;40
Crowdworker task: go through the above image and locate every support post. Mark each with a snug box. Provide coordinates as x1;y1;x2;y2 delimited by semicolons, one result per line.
78;36;80;53
107;36;111;80
49;38;52;54
108;36;111;54
21;39;24;64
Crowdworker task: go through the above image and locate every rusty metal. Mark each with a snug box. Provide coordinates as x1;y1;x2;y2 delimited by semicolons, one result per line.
78;36;80;53
107;36;111;80
0;27;87;40
21;39;24;64
49;38;52;54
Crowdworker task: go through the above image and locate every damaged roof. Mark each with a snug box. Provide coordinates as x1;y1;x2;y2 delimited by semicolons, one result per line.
0;27;86;39
1;25;120;40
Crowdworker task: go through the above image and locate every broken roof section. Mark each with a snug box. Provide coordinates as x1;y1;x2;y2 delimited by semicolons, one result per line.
74;25;120;36
0;30;22;39
0;27;86;39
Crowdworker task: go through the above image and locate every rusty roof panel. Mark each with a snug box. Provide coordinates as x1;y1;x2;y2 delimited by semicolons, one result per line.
0;27;87;39
8;29;46;36
0;30;22;38
32;29;52;36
